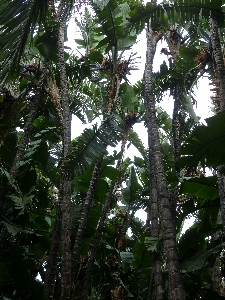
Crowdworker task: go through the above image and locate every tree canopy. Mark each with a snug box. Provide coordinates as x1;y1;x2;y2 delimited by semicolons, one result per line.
1;0;225;299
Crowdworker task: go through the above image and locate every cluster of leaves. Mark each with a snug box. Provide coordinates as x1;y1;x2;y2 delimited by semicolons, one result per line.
1;0;225;299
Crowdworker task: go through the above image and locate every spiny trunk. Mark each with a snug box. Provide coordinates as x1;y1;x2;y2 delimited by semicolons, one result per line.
44;187;63;299
71;157;103;280
209;17;225;111
209;17;225;295
144;26;185;300
58;22;72;300
147;154;163;300
209;17;225;238
217;173;225;235
170;85;181;239
213;256;220;293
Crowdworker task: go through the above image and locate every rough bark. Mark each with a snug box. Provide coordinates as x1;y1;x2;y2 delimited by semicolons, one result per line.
213;256;220;293
209;17;225;111
71;157;103;280
209;18;225;239
58;21;72;299
217;173;225;235
144;26;185;300
146;155;163;300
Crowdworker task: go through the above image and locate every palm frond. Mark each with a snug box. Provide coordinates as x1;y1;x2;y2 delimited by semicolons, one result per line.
127;0;224;33
0;0;48;84
70;114;123;175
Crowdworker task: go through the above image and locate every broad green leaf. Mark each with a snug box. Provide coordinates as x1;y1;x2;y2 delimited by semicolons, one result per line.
180;176;219;200
178;111;225;168
2;221;20;236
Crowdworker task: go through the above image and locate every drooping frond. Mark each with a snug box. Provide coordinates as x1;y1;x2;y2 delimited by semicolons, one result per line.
0;0;48;84
70;115;123;175
127;0;224;33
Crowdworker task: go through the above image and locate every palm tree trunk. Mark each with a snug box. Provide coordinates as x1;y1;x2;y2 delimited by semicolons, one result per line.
147;156;163;300
44;186;63;299
81;148;126;297
58;22;72;300
71;157;103;280
144;26;185;300
81;181;116;297
209;17;225;238
209;17;225;111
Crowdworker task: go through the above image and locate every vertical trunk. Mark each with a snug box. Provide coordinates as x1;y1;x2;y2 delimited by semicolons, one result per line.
209;17;225;111
213;256;220;293
44;187;63;299
209;16;225;294
144;26;185;300
170;86;181;243
209;18;225;238
72;158;103;280
58;22;72;300
81;146;126;297
81;181;116;298
147;157;163;300
217;173;225;235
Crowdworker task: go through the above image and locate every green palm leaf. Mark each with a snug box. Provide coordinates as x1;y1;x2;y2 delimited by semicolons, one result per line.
70;115;123;175
127;0;224;33
0;0;48;84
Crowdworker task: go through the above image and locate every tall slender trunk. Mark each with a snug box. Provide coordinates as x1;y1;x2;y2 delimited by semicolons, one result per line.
44;186;63;299
147;156;163;300
209;17;225;111
71;157;103;281
144;26;185;300
209;17;225;237
81;142;126;297
58;22;72;300
81;182;116;298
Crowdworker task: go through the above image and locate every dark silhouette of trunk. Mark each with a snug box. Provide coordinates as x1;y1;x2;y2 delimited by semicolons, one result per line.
44;186;63;299
81;181;116;298
213;256;220;293
169;85;181;242
143;25;185;300
71;157;103;281
81;140;127;298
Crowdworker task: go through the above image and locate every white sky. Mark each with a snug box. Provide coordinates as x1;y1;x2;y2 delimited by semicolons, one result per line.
66;8;213;233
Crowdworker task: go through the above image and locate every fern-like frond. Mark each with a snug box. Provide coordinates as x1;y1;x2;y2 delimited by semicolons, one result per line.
0;0;48;84
70;115;123;175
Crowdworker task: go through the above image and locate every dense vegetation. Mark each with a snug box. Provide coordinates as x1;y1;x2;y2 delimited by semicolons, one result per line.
1;0;225;299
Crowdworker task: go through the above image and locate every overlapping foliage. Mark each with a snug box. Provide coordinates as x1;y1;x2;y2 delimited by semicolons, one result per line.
1;0;225;299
